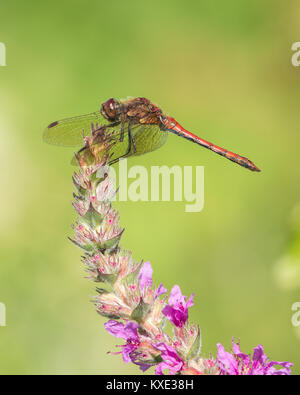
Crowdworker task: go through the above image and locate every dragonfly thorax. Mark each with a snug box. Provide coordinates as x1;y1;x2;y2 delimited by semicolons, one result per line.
101;98;121;122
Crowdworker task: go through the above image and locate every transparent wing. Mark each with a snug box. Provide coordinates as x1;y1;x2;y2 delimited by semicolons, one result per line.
43;111;108;147
130;123;168;154
73;123;168;165
105;122;168;162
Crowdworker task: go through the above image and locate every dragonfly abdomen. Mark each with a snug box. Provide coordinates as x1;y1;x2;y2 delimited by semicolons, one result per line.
162;116;260;172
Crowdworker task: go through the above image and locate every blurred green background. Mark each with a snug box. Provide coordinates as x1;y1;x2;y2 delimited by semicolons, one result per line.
0;0;300;374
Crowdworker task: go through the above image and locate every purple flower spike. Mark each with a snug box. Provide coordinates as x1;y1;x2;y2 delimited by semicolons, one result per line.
138;261;153;291
154;343;183;375
162;285;194;327
71;126;294;375
217;339;293;375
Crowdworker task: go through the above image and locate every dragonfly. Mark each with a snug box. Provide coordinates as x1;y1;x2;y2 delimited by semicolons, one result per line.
44;97;260;171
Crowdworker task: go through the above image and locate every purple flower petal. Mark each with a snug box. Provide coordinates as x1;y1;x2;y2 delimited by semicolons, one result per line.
252;344;266;364
138;261;153;291
105;320;142;365
162;305;185;328
154;343;183;375
186;293;194;309
217;343;239;375
154;283;167;299
155;362;171;375
232;338;250;366
104;320;139;341
122;343;136;363
168;285;185;306
162;285;193;328
137;362;152;372
265;361;293;375
217;340;293;375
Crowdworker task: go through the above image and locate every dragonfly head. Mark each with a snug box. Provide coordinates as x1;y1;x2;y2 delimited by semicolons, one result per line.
101;98;121;122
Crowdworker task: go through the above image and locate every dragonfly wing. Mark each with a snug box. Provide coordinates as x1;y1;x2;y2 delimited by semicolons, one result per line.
43;111;108;147
132;123;168;154
108;123;168;162
72;123;168;166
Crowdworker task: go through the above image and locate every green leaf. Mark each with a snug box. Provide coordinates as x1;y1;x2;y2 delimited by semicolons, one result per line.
96;272;117;284
82;204;103;228
72;178;87;197
131;298;150;323
68;237;95;253
101;230;124;253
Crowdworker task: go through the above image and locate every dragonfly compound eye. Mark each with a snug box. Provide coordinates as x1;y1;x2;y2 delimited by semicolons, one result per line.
101;98;121;122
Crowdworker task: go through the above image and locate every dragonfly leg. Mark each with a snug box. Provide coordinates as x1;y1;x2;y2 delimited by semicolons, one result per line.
123;125;132;156
108;123;136;165
77;146;86;154
124;123;136;156
129;123;137;153
107;120;121;130
120;121;125;142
